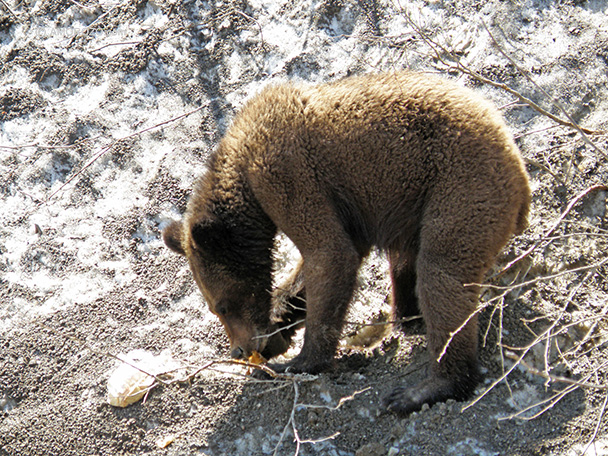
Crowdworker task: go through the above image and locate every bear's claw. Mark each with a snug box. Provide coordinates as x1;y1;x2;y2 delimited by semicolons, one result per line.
384;375;474;416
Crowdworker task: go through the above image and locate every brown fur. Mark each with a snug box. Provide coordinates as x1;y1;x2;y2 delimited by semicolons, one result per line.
163;71;531;415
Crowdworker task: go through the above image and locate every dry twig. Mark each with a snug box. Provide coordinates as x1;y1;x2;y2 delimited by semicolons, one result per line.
37;318;364;456
497;358;608;421
0;0;18;21
67;0;128;46
44;105;206;202
398;9;603;137
582;388;608;455
482;21;607;160
503;352;607;392
273;382;368;456
89;41;142;53
493;184;608;278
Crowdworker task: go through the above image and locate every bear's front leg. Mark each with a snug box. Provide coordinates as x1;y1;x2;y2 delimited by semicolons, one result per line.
267;245;362;375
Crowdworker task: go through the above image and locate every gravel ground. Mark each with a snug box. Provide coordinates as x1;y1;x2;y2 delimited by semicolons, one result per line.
1;1;607;455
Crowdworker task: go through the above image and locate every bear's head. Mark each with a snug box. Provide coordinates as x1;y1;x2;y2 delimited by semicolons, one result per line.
162;217;292;361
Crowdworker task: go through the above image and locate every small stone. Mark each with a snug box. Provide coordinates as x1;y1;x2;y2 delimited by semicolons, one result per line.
437;402;449;416
390;422;405;439
388;447;400;456
355;442;385;456
307;410;318;425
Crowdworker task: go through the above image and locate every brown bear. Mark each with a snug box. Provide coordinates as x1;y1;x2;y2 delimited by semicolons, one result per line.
162;71;531;415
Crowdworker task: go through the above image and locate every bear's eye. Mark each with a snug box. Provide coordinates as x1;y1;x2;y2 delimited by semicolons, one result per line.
216;305;228;316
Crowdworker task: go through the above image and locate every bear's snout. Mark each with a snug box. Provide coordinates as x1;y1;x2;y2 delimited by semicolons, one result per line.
227;336;258;360
217;316;262;360
227;326;292;361
230;345;246;359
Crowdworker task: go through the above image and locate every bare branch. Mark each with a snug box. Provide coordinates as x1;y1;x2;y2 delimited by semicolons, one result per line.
44;105;206;202
503;352;607;391
482;21;607;159
89;41;142;54
582;389;608;455
399;10;604;136
492;184;608;278
297;387;371;412
0;0;18;21
472;258;608;292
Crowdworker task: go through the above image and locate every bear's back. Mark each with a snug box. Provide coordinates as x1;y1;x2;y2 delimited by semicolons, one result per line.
299;73;526;222
220;72;529;250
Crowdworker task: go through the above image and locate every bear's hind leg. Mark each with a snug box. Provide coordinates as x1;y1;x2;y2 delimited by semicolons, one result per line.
385;251;482;415
265;259;307;359
389;250;420;328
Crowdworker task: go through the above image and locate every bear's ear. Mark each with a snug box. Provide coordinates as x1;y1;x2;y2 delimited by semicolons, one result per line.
190;218;251;263
162;220;186;256
190;218;228;254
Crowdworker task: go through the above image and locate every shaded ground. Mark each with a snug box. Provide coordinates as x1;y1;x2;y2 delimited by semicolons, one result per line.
1;0;607;455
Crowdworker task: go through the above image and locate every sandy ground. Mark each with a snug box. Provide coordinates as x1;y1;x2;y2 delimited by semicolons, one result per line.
1;0;608;455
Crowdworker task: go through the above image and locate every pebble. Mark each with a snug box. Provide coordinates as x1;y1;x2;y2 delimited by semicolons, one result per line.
355;442;385;456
